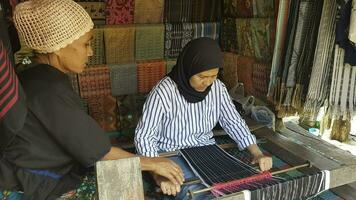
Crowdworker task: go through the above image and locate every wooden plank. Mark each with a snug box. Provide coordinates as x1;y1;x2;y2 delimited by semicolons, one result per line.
331;184;356;200
96;157;144;200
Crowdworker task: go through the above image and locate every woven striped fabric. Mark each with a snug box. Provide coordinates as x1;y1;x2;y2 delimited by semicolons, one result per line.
77;2;105;20
166;59;176;74
104;26;135;65
164;23;194;58
164;0;192;23
66;73;80;96
222;52;238;90
109;63;137;96
135;24;164;61
236;55;256;95
105;0;134;25
117;94;146;129
250;18;273;61
193;22;220;41
134;0;164;23
88;28;105;65
191;0;222;22
252;62;270;98
78;65;111;98
87;95;118;132
137;60;166;93
221;18;238;53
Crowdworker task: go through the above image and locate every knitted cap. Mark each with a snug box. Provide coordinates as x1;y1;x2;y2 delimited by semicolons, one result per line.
13;0;94;53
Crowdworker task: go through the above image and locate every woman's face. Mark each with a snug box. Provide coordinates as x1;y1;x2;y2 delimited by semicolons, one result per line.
189;68;219;92
56;31;93;73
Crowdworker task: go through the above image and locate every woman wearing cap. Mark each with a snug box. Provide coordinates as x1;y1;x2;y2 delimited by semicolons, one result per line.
0;0;183;199
135;38;272;199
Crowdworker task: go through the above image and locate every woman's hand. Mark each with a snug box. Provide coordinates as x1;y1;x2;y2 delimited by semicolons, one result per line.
251;154;273;171
153;174;181;196
141;157;184;185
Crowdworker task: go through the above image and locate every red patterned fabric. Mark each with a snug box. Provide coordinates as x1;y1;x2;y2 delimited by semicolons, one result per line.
106;0;134;25
252;62;270;97
137;60;166;93
78;65;111;98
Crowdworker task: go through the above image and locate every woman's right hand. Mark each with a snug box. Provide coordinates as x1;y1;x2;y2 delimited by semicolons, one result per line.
142;157;184;185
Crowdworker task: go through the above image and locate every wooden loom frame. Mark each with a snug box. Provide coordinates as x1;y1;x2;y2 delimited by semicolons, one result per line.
95;118;356;200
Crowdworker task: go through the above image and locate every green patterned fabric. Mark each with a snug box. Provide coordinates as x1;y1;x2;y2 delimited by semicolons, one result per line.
135;24;165;61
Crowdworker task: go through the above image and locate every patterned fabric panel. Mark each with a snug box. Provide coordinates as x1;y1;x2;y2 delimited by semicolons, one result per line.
164;0;192;23
135;24;165;60
78;65;111;98
105;0;134;25
88;28;105;65
117;94;146;129
222;52;238;90
77;2;106;20
87;95;118;131
109;63;137;96
191;0;222;22
193;22;220;40
166;59;177;74
134;0;164;23
137;60;166;93
164;23;194;58
236;55;256;95
221;18;238;53
236;18;255;57
252;62;271;98
104;26;135;64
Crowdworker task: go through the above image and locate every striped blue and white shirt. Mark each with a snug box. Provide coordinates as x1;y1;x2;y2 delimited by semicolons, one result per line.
134;77;256;157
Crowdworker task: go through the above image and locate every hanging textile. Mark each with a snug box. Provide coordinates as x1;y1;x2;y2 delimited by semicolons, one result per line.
349;0;356;43
191;0;222;22
135;24;165;61
179;144;329;199
109;63;137;96
88;28;105;65
164;23;194;58
87;95;118;132
221;18;238;53
236;55;256;95
250;18;273;60
224;0;254;18
236;19;255;58
166;59;176;74
77;2;105;20
253;0;275;17
137;60;166;93
78;65;111;98
105;0;134;25
252;62;270;98
104;26;135;65
302;0;337;122
117;94;146;130
222;52;238;90
193;22;220;40
164;0;192;23
134;0;163;23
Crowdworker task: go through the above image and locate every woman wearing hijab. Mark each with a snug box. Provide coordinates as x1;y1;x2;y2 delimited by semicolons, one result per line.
0;0;183;199
135;37;272;199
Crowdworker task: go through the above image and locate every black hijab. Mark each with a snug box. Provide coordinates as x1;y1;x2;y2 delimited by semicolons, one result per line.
168;37;223;103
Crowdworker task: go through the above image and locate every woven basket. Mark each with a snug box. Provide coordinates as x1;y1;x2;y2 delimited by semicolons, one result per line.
109;63;137;96
164;23;194;58
104;25;135;64
87;95;118;131
137;60;166;93
77;2;106;20
135;24;164;61
78;65;111;98
105;0;134;25
222;52;238;90
66;73;80;95
88;28;105;65
166;59;176;74
134;0;163;23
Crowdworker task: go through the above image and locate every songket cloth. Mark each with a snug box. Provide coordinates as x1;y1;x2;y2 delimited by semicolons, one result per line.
105;0;134;25
87;95;118;132
252;62;270;98
78;65;111;98
303;0;337;121
104;26;135;65
164;0;192;23
222;52;238;90
193;22;220;40
164;23;193;58
109;63;137;96
88;28;105;65
134;0;163;23
77;2;105;20
221;18;238;53
191;0;221;22
135;24;165;61
137;60;166;93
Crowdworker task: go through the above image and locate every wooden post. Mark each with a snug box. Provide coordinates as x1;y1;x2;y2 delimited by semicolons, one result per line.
96;157;144;200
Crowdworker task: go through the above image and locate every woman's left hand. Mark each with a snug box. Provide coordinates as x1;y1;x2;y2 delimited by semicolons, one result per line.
251;154;273;171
